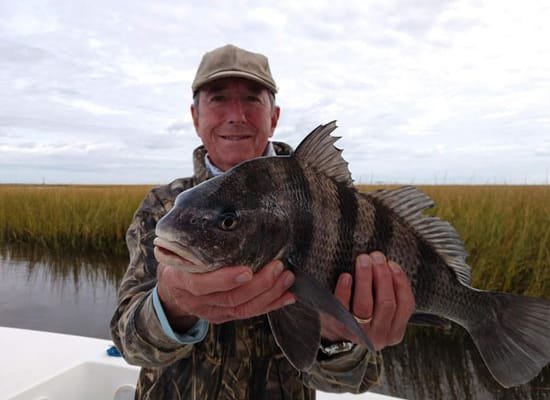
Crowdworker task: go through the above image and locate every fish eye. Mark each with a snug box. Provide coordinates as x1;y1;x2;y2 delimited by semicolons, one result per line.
218;211;239;231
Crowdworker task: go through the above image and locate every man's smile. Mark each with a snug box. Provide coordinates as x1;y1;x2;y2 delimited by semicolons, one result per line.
219;135;252;141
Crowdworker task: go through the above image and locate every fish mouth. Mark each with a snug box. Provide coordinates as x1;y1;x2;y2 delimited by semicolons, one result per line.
153;237;206;272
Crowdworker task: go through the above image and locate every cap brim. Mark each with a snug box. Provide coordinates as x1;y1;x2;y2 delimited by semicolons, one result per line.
193;70;277;94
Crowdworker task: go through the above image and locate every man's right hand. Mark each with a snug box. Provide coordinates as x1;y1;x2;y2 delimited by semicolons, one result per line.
156;261;295;333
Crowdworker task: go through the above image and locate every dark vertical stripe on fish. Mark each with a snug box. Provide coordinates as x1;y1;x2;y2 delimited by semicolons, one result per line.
286;158;313;267
335;182;358;275
365;199;394;252
413;241;440;308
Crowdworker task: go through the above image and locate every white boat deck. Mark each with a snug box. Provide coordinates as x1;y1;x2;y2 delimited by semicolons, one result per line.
1;327;139;400
0;326;403;399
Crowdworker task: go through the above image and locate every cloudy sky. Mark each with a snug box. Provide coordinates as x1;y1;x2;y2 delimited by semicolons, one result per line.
1;0;549;184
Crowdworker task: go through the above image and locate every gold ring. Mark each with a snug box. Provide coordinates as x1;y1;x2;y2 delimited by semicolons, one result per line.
353;314;373;324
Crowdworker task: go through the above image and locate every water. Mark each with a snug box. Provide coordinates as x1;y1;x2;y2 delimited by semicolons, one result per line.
1;247;549;399
377;328;550;399
0;246;126;339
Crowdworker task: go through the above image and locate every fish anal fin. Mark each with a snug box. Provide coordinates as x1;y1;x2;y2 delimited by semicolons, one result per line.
294;121;354;187
268;304;321;370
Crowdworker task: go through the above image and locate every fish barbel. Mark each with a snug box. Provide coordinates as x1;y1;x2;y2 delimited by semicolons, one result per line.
154;121;550;388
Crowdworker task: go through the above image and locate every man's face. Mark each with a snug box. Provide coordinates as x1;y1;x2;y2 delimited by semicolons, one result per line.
191;78;280;172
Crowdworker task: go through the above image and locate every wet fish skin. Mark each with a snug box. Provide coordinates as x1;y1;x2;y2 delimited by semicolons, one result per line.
154;121;550;388
156;160;292;273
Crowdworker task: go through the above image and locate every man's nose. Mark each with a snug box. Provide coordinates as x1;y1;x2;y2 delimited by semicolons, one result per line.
226;98;246;123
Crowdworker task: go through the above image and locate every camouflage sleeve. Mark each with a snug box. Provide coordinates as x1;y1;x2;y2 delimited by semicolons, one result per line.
110;181;195;367
302;346;383;393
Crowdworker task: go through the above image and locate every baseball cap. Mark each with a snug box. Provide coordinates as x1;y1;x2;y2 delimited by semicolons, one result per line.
191;44;278;94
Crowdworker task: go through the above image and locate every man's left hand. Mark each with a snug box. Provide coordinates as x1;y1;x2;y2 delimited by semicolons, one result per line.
321;251;415;351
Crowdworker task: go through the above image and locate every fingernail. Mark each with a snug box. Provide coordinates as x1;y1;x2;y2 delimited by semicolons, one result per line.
358;254;371;268
371;252;386;264
273;262;284;278
389;261;402;274
283;271;295;288
341;274;352;287
283;296;296;306
235;271;252;283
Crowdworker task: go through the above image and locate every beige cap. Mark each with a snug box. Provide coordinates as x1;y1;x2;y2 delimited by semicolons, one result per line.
191;44;278;94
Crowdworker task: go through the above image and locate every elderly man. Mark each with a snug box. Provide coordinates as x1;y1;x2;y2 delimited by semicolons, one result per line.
111;44;415;399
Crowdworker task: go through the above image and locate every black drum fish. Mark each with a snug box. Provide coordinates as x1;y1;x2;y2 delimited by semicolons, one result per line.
154;121;550;388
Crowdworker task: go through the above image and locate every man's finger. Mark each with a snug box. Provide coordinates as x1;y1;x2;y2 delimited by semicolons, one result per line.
387;261;415;345
370;252;396;338
334;273;353;310
179;265;254;296
207;261;288;308
351;254;373;319
229;272;295;319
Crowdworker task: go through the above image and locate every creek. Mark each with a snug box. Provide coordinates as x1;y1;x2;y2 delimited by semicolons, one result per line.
0;247;548;399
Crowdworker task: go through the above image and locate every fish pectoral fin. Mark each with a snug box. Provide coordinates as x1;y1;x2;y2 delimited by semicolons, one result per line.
284;258;375;353
268;304;321;370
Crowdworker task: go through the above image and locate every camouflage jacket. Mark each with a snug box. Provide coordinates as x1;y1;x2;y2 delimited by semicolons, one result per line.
110;142;382;399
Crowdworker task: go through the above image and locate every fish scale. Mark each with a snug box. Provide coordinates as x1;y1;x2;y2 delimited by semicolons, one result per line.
300;173;359;288
154;121;550;389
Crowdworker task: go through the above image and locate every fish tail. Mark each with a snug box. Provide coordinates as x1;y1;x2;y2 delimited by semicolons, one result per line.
467;292;550;387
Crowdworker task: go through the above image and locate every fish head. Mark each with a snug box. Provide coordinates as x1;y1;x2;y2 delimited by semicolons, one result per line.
154;159;291;273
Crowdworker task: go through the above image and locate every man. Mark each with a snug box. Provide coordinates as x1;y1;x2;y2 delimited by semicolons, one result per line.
111;44;415;399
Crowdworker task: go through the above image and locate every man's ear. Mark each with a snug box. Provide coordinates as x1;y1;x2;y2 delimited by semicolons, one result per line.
191;104;199;132
270;106;281;137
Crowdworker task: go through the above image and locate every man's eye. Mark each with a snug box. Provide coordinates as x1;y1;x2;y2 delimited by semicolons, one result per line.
247;95;260;102
210;95;226;102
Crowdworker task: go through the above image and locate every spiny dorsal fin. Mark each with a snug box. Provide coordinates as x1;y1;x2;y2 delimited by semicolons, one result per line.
366;186;472;286
294;121;354;187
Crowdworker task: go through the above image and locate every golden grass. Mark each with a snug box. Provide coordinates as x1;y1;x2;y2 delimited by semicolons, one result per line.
1;184;549;296
359;185;550;297
0;184;151;255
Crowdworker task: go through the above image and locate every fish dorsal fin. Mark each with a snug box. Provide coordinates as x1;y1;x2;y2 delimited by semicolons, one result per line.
366;186;472;286
294;121;354;187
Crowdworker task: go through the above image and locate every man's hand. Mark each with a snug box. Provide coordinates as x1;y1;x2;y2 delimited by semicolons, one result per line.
322;251;415;351
156;261;296;332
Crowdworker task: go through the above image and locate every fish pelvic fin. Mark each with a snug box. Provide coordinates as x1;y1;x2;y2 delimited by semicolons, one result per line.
294;121;354;188
366;186;472;286
267;304;321;371
468;292;550;387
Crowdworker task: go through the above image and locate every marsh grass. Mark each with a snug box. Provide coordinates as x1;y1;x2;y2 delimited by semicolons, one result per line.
1;184;549;297
0;184;151;256
358;185;550;297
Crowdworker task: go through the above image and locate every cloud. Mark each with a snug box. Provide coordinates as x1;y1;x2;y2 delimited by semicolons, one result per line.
0;40;52;64
1;0;549;184
0;6;59;37
535;144;550;157
51;95;129;116
118;56;193;86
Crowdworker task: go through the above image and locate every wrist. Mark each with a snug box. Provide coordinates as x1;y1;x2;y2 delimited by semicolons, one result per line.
157;285;199;332
166;313;200;333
